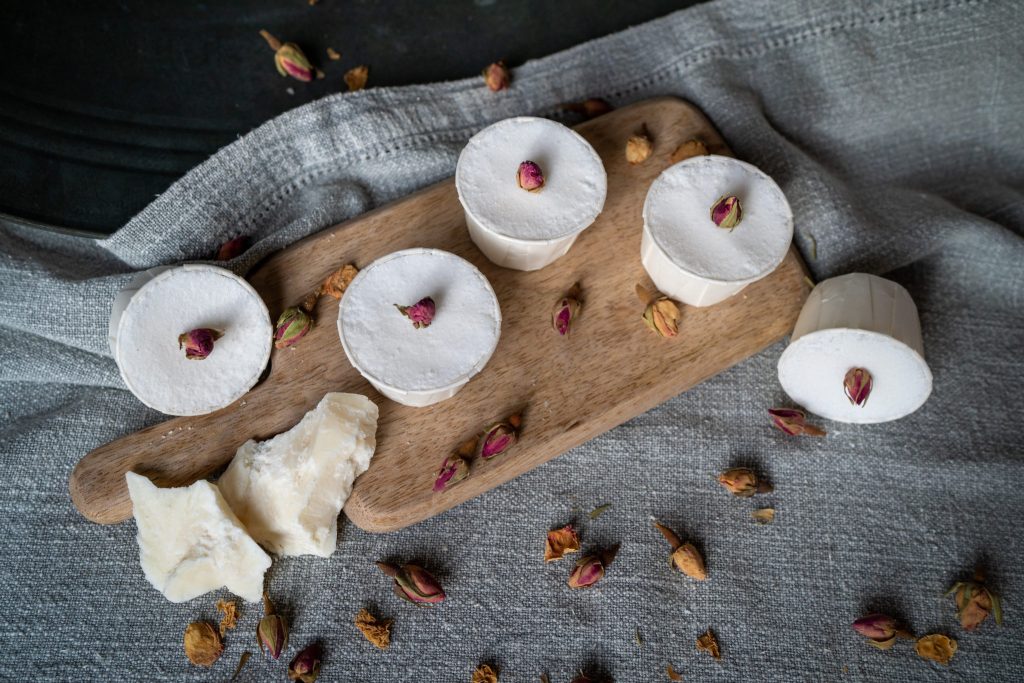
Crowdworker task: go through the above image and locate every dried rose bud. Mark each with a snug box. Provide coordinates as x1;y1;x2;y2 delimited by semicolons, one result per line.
275;306;313;349
544;524;581;562
552;283;582;336
480;413;522;459
915;634;957;666
344;65;369;92
178;328;223;360
257;593;289;660
653;520;706;580
377;562;446;605
947;570;1002;631
710;195;742;229
183;621;223;667
395;297;436;329
432;453;470;493
670;139;709;164
643;298;681;338
217;235;249;261
626;133;653;164
696;629;721;660
843;367;873;407
852;613;907;649
483;60;510;91
517;160;545;192
472;664;499;683
768;408;827;437
567;546;617;589
260;30;318;82
717;467;771;497
561;97;613;119
288;643;323;682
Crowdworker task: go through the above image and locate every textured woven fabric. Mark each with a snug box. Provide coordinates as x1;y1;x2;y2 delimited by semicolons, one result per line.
2;0;1023;680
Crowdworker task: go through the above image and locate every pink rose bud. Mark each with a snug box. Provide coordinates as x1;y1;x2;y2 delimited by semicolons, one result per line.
768;407;827;437
274;306;313;349
480;414;522;459
710;195;742;229
216;235;249;261
287;643;322;683
852;614;906;649
376;562;446;606
552;283;582;336
395;297;436;329
432;454;470;493
567;554;605;589
260;30;318;82
844;367;873;407
517;160;545;192
177;328;222;360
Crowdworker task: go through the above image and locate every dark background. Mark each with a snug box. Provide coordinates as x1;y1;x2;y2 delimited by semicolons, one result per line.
1;0;699;236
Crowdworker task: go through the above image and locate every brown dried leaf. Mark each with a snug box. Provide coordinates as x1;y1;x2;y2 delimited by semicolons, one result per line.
669;139;709;164
327;47;341;61
544;524;581;562
752;508;775;525
696;629;721;660
183;621;223;667
473;663;499;683
666;663;683;680
354;608;392;650
231;651;252;681
216;599;239;637
320;263;359;299
345;65;369;91
915;634;957;665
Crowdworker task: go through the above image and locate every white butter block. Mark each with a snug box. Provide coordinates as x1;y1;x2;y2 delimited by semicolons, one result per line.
218;393;379;557
126;472;271;603
777;273;932;423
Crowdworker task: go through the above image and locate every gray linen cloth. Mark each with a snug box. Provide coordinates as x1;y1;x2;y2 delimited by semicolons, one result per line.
2;0;1022;680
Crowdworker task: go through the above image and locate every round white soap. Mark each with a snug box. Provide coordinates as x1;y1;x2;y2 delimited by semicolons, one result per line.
113;264;272;416
455;116;607;270
337;248;502;407
641;155;793;307
778;273;932;424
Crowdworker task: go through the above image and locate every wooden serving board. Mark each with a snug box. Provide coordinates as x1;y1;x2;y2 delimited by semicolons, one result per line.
70;97;810;531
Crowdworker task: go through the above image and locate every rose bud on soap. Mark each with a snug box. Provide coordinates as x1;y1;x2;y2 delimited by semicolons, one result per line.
376;562;446;606
844;367;873;407
710;195;742;229
395;297;436;329
517;160;545;192
178;328;222;360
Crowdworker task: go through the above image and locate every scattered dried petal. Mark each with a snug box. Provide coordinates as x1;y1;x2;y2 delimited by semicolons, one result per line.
216;599;239;637
326;47;341;61
844;367;873;407
377;562;446;605
752;508;775;524
288;643;323;682
544;524;581;562
626;133;653;164
345;65;369;91
483;61;510;91
178;328;223;360
517;160;545;192
717;467;768;497
947;570;1002;630
589;503;612;520
217;235;249;261
670;139;709;164
395;297;436;328
184;621;224;667
561;98;614;119
473;664;499;683
915;634;957;665
768;408;827;437
231;651;252;682
481;414;522;459
320;263;358;299
666;663;683;680
710;195;742;229
696;629;721;660
354;608;392;650
672;543;707;581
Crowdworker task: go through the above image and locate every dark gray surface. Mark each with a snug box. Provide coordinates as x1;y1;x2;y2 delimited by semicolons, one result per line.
1;0;1023;680
0;0;699;234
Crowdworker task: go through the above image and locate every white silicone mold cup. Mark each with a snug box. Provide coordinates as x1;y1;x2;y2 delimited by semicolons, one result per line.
455;116;607;271
641;155;794;307
777;273;933;423
111;264;273;416
337;248;502;407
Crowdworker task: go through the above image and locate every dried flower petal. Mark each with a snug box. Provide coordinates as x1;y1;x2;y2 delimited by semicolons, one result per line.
354;608;392;650
320;263;358;299
260;30;317;82
947;570;1002;631
552;283;582;336
710;195;742;229
216;599;239;637
844;367;873;407
345;65;369;91
326;47;341;61
915;634;957;665
589;503;612;520
696;629;721;660
231;651;252;682
517;160;545;192
751;508;775;524
473;664;499;683
561;98;614;119
178;328;223;360
275;306;314;349
670;139;709;164
544;524;581;562
666;663;683;680
184;621;224;667
716;467;769;497
257;593;289;660
217;236;249;261
481;414;522;459
626;133;653;164
395;297;436;329
483;61;510;91
571;675;596;683
653;520;682;550
288;643;323;682
377;562;446;605
768;408;827;437
672;543;707;580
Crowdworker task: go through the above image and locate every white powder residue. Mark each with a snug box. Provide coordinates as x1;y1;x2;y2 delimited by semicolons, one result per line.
643;155;793;282
115;265;272;416
338;249;501;392
456;117;607;241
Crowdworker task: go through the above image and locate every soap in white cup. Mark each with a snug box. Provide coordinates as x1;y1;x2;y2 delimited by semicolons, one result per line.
455;116;608;271
777;273;932;424
337;248;502;407
111;264;273;416
641;155;794;307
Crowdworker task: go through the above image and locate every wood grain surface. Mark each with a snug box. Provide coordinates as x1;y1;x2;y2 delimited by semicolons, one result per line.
69;97;810;530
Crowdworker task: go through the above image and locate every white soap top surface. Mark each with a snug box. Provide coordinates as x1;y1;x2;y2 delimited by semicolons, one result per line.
338;249;501;392
778;328;933;424
456;116;607;241
643;155;793;282
115;264;272;416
